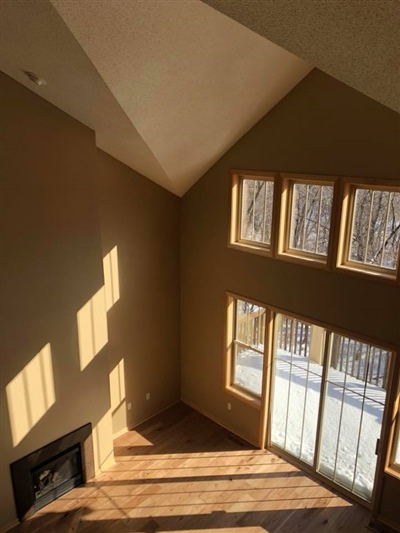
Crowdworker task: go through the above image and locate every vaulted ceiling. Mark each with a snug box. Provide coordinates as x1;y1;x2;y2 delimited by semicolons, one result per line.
1;1;398;196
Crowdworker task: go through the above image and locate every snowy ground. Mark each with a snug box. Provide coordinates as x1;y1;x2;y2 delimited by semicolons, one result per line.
236;349;386;501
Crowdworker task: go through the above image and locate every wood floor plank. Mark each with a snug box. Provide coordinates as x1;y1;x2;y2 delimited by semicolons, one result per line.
9;402;373;533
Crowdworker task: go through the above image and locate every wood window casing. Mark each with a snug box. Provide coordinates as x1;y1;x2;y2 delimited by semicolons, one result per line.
277;174;338;269
229;171;279;258
225;293;399;510
225;294;268;409
336;179;400;282
230;171;400;282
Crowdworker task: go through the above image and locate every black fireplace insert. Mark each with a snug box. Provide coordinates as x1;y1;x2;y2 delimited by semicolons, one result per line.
10;422;94;522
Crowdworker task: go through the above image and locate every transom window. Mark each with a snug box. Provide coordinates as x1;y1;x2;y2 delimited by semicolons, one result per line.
344;186;400;275
288;182;334;257
230;171;400;280
230;173;276;257
240;177;275;247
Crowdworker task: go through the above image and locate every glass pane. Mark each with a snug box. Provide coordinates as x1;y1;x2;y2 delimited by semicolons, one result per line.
300;366;322;466
289;183;333;256
334;389;362;492
318;381;344;479
349;188;400;270
240;179;274;246
318;333;390;502
233;344;263;396
270;359;290;449
235;300;265;351
353;393;384;500
270;314;322;466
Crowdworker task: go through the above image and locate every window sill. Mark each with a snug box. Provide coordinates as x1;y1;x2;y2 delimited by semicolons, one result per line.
335;263;398;283
228;241;272;258
225;385;261;409
277;250;329;270
385;465;400;481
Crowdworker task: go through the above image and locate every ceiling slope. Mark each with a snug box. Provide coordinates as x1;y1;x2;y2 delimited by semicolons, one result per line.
202;0;400;113
50;0;311;195
1;0;311;195
0;0;172;191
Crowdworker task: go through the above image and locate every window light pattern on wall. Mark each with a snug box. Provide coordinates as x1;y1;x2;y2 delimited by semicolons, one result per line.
109;358;126;413
77;247;120;371
77;287;108;371
6;343;56;446
103;246;120;311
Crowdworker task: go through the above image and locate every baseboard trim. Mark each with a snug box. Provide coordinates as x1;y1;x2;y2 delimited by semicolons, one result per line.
181;397;259;449
112;425;129;440
373;515;400;533
112;399;180;441
0;519;19;532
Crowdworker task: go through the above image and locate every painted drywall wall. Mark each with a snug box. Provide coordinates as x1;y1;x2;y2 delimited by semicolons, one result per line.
0;73;114;529
180;69;400;520
0;72;182;529
96;150;180;436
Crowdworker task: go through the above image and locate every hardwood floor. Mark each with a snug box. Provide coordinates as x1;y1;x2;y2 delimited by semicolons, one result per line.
9;402;373;533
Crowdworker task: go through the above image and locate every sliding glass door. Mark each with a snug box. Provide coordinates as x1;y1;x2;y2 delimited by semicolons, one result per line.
270;314;323;467
318;333;391;501
269;313;392;503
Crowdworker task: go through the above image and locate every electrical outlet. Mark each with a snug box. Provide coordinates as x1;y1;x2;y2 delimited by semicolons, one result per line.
127;402;132;410
227;402;231;411
146;393;151;401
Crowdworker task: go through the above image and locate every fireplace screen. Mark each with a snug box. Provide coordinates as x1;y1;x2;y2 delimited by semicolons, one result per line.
30;444;83;510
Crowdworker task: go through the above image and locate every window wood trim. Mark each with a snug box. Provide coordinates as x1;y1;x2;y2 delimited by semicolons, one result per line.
230;170;400;283
336;178;400;282
225;292;267;408
277;173;338;269
384;371;400;479
229;171;278;258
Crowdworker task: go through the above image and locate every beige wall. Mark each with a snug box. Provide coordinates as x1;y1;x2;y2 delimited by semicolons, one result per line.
0;73;181;529
1;65;399;530
96;150;180;435
180;70;400;520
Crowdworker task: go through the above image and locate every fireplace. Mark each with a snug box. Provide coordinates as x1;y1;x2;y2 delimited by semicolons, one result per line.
30;443;83;511
10;423;94;522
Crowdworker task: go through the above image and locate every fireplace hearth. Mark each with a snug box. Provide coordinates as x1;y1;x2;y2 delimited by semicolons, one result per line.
10;423;94;522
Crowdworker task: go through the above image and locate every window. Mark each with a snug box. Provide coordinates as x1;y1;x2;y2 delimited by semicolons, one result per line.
226;295;266;403
231;170;399;280
339;183;400;279
278;176;335;265
230;172;276;256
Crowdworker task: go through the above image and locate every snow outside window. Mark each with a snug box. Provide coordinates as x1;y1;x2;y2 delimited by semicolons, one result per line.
348;187;400;273
240;178;274;248
231;299;266;398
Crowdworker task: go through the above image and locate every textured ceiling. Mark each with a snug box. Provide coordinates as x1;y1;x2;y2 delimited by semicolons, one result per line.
2;1;397;196
0;0;310;196
202;0;400;113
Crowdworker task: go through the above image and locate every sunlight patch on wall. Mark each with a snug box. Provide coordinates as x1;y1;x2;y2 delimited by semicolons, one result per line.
77;287;108;371
6;343;56;447
103;246;120;311
109;359;126;412
93;410;114;473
